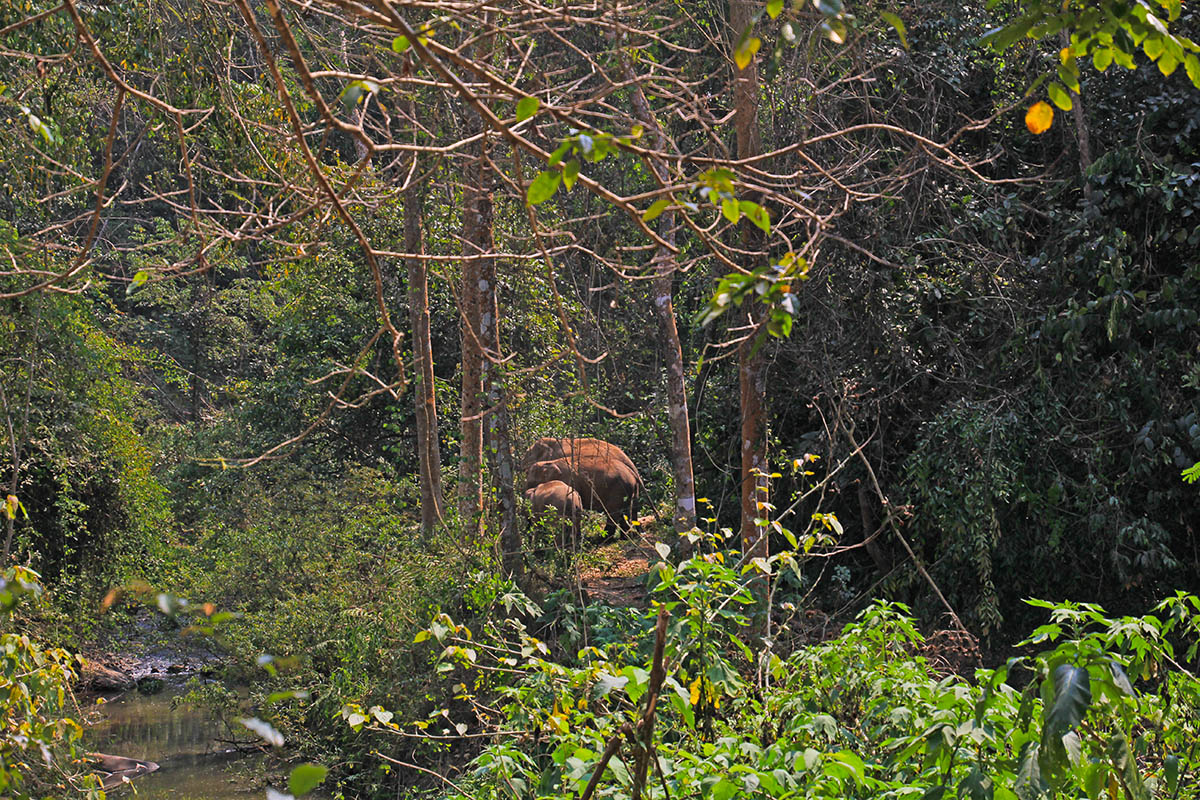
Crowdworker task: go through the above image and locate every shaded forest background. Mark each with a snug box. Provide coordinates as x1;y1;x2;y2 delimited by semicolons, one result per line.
2;0;1200;795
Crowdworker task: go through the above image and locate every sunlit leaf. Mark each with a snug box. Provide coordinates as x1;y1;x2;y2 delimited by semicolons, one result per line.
643;197;671;222
734;35;761;70
1047;83;1072;111
821;19;847;44
391;36;410;53
527;171;561;205
288;764;328;797
562;159;580;190
766;0;783;19
515;96;540;122
1025;101;1053;134
721;198;741;223
881;12;908;48
1184;53;1200;88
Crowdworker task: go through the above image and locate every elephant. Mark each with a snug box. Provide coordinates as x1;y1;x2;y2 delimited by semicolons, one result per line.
519;437;637;475
525;456;640;538
524;480;582;550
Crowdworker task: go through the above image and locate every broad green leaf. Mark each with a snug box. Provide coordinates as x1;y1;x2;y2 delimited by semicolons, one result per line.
1047;82;1073;111
982;18;1035;52
1158;52;1179;76
1045;664;1091;738
881;12;908;48
766;0;783;19
1014;741;1047;800
391;35;410;52
620;665;650;704
643;197;671;222
1143;35;1164;62
1165;754;1180;793
739;200;771;233
527;171;562;205
1082;762;1106;800
1057;62;1080;93
1093;47;1114;71
594;671;629;696
1185;53;1200;87
562;159;580;190
961;767;995;800
515;96;540;121
721;198;741;223
548;140;572;167
288;764;328;797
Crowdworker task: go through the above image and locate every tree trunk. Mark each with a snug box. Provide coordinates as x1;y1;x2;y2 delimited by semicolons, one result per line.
459;138;485;541
404;176;443;537
731;0;769;595
617;34;697;542
481;254;521;580
473;128;521;579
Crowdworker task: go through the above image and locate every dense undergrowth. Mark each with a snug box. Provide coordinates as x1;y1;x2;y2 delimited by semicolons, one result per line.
279;533;1200;800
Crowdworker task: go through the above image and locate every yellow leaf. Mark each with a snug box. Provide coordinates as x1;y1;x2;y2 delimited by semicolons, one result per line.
1025;101;1053;134
734;36;761;70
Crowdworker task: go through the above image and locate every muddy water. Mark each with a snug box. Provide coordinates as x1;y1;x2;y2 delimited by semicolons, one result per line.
87;684;267;799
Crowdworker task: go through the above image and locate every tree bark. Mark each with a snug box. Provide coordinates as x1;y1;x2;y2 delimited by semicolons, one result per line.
404;175;444;537
1059;31;1093;181
617;47;697;541
731;0;769;572
459;128;485;541
473;126;521;579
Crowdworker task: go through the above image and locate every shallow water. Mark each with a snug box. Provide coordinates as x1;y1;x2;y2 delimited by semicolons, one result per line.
86;683;268;799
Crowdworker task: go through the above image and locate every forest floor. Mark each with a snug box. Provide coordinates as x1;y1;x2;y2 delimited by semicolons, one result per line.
577;526;659;607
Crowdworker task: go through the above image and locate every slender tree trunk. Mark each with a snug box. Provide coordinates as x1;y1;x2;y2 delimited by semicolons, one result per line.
404;175;444;536
731;0;769;592
472;121;521;579
2;296;41;562
616;26;697;542
459;137;485;541
1060;31;1093;181
481;252;521;579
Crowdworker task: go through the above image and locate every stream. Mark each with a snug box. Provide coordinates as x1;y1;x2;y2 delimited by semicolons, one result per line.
86;682;268;799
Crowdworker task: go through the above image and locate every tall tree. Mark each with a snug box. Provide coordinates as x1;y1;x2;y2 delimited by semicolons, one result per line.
730;0;769;578
620;66;697;541
404;166;444;536
459;116;486;541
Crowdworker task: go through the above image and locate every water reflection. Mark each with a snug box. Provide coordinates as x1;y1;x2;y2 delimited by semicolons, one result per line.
87;684;267;799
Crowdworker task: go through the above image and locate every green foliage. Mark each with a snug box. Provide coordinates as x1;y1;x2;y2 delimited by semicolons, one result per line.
902;400;1024;635
0;567;97;799
401;570;1200;800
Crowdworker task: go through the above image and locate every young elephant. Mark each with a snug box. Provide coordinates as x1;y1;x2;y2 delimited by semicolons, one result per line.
526;456;640;538
520;437;638;475
524;480;582;550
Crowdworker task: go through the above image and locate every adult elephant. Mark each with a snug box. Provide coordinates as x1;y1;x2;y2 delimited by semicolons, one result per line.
524;480;582;550
525;456;640;538
519;437;637;475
